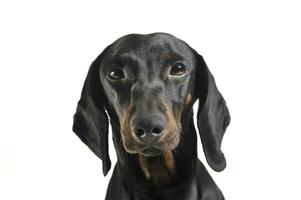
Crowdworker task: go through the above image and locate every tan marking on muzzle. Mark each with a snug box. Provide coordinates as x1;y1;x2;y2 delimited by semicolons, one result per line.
185;93;192;106
121;105;132;138
163;150;175;175
173;106;182;127
163;102;177;137
120;105;140;153
160;101;180;151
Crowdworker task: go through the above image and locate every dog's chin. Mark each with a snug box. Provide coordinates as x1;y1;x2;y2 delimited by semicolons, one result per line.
139;147;162;157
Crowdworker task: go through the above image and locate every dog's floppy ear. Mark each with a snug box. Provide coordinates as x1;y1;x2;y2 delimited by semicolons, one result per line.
195;53;230;172
72;52;111;176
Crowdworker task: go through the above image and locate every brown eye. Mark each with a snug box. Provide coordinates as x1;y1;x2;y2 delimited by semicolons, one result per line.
170;63;186;76
108;68;125;80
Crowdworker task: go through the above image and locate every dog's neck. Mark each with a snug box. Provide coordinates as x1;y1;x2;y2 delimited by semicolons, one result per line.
138;150;176;187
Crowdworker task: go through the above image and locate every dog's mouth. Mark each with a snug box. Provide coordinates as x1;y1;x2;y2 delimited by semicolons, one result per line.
122;131;180;157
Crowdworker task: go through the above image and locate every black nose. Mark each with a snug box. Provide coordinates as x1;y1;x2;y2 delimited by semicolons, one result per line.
131;114;166;143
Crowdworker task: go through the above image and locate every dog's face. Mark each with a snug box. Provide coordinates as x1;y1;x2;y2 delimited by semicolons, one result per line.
99;34;195;157
73;33;230;176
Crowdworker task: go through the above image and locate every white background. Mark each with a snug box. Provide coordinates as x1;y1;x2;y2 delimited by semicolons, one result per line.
1;0;301;199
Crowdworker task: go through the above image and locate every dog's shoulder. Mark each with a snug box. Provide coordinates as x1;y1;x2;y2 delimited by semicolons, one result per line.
196;160;225;200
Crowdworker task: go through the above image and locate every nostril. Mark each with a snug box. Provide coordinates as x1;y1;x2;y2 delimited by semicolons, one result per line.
152;127;163;135
135;128;146;138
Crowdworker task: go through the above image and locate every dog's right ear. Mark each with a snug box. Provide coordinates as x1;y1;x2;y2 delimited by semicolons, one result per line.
72;52;111;176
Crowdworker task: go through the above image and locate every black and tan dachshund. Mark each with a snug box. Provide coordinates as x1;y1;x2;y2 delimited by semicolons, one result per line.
73;33;230;200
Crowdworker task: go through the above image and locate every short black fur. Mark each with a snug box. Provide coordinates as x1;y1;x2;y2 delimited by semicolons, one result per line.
73;33;230;200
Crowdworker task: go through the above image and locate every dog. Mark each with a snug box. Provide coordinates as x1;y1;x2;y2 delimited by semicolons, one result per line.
73;33;230;200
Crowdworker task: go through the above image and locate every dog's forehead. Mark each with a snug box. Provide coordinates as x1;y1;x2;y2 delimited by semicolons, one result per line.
110;33;192;60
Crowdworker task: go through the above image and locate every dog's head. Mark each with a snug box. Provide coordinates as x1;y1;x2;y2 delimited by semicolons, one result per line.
73;33;230;175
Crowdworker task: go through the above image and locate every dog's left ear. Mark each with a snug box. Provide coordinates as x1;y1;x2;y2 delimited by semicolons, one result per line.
194;52;231;172
72;52;111;176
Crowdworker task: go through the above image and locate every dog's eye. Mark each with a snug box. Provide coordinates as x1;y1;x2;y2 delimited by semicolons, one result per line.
108;68;125;80
170;63;186;76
